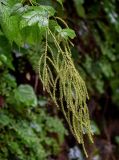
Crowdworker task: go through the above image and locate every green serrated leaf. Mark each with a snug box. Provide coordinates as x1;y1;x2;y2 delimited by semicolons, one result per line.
0;4;23;45
21;25;43;45
60;28;76;39
20;5;55;30
20;10;48;29
55;26;76;39
39;5;55;16
10;3;29;16
13;84;37;107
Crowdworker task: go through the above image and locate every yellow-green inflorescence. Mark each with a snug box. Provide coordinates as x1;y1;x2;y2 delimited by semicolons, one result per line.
38;29;93;157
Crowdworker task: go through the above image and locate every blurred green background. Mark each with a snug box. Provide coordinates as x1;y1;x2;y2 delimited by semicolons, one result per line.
0;0;119;160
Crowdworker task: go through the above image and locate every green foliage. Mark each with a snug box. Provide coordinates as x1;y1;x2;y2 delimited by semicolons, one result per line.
0;69;67;159
0;108;67;160
8;84;37;108
0;72;16;97
69;1;119;107
0;0;93;157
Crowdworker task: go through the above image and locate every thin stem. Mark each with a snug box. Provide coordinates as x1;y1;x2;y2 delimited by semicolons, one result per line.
55;16;69;28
